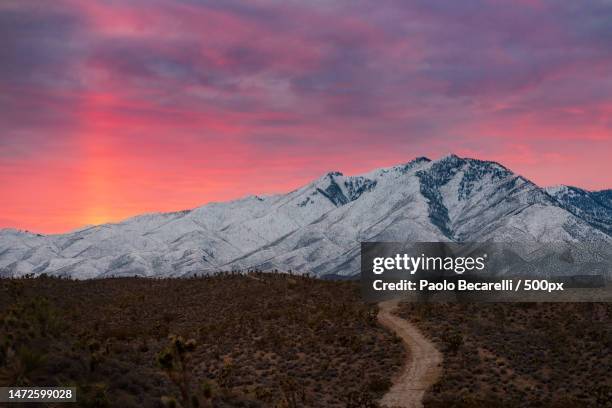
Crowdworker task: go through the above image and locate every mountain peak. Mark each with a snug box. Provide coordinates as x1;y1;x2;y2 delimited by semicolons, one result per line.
439;153;460;161
411;156;432;163
1;156;610;279
546;185;575;196
432;154;514;176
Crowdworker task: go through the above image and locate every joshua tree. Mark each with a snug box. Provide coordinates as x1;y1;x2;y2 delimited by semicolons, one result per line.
157;335;205;408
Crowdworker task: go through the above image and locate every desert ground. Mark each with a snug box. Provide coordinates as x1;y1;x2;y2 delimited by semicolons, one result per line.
396;302;611;407
0;274;404;407
1;274;610;407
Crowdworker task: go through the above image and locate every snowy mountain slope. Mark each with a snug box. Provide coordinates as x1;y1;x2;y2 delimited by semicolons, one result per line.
1;154;611;279
546;186;612;236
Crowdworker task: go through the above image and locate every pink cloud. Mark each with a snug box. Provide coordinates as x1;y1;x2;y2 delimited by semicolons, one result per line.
1;0;611;232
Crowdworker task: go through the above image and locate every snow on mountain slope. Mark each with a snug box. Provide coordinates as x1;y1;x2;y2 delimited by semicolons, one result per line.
1;155;610;279
546;186;612;236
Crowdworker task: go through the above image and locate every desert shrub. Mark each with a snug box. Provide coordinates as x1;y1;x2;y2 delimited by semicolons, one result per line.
398;303;612;407
0;275;404;407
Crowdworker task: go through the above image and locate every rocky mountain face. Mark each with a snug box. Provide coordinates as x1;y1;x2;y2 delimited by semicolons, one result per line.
545;185;612;236
1;154;611;279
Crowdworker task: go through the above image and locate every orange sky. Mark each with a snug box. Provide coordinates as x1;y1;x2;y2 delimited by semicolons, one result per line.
1;0;611;233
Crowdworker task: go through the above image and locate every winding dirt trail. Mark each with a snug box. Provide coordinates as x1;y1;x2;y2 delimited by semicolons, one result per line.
378;300;442;408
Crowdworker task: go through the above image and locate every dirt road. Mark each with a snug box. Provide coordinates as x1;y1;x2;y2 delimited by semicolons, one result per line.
378;300;442;408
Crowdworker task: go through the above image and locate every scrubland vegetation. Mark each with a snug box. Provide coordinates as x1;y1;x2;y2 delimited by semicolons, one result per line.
398;302;612;407
3;273;610;408
0;274;404;407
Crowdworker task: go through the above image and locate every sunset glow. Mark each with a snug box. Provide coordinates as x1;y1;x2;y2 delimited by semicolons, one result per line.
1;0;611;233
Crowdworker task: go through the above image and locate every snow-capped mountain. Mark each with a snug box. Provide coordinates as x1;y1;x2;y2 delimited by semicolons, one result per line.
1;154;611;279
545;185;612;237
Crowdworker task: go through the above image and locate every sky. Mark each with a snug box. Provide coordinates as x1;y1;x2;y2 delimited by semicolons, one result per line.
1;0;611;233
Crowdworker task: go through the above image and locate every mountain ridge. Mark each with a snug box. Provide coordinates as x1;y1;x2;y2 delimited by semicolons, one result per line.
3;155;608;237
1;154;611;279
